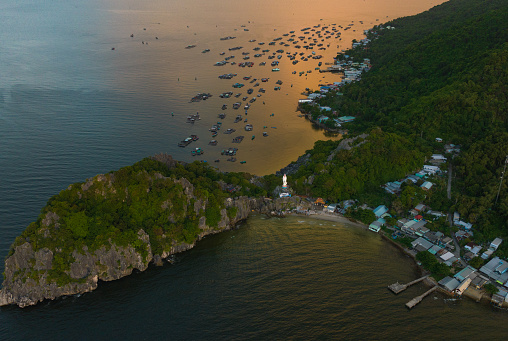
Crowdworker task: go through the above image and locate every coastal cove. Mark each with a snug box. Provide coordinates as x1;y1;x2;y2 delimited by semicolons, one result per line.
2;214;507;339
2;0;508;339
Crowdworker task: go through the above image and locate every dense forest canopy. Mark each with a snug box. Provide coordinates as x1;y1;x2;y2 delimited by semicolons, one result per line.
291;0;508;237
8;158;266;285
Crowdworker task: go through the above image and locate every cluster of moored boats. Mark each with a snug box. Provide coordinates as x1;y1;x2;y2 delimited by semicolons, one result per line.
174;20;364;162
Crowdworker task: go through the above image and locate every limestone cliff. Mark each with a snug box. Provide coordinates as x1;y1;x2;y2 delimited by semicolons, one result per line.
0;197;254;308
0;156;309;308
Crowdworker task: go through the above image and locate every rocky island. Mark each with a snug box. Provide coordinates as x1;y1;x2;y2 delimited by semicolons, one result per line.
0;154;308;308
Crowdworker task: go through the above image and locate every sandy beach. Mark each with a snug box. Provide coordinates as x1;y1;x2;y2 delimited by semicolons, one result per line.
292;211;369;230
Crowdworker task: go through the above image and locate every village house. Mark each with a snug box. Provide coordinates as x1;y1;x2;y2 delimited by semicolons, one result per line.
439;276;460;292
421;181;433;191
423;165;440;175
373;205;389;218
430;154;447;164
324;203;338;213
368;220;383;233
491;238;503;250
480;257;508;288
481;249;495;260
454;278;472;296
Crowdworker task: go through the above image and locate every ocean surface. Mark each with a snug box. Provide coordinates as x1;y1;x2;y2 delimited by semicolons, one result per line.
3;0;506;339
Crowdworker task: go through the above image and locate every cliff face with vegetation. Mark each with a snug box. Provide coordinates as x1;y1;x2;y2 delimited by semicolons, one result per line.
0;155;308;307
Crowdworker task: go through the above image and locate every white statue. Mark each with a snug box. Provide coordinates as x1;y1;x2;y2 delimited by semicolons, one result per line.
282;174;287;188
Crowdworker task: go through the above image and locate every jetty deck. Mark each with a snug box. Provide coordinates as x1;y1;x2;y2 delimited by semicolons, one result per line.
388;276;428;294
406;286;438;309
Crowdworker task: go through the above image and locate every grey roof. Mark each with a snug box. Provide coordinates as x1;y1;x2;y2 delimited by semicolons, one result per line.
455;266;476;281
411;237;433;250
491;238;503;248
439;276;460;291
480;257;508;284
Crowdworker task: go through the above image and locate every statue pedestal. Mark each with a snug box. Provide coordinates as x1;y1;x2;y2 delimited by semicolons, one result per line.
273;185;293;198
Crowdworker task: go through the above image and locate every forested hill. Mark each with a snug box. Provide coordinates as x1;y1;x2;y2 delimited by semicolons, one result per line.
293;0;507;239
335;0;507;144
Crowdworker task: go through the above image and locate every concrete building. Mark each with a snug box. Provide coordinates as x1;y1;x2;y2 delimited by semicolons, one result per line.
480;257;508;287
491;238;503;250
439;276;460;292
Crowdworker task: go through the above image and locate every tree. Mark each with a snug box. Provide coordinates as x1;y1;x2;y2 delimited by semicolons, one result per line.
468;256;484;269
484;283;499;295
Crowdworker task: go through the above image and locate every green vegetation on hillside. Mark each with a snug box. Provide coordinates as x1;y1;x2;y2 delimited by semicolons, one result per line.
289;129;425;204
288;0;508;237
8;158;266;284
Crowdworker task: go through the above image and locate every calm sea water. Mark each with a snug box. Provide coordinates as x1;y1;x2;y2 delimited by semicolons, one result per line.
4;0;505;339
1;215;507;340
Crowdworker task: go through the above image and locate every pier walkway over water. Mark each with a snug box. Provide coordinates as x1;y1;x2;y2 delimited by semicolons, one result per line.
406;286;438;309
388;276;428;294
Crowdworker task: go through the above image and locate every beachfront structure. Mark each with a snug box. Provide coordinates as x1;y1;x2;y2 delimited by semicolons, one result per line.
325;204;337;213
439;276;460;292
368;218;386;233
454;278;472;296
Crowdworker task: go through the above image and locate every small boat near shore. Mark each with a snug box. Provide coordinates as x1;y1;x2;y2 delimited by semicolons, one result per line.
191;148;203;156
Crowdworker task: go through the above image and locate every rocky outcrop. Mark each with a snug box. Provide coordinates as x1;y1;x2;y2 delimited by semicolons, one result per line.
0;230;152;308
276;153;311;176
0;150;313;309
326;133;369;161
0;191;305;308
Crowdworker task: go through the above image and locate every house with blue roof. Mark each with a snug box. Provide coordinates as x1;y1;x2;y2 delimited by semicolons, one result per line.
373;205;388;218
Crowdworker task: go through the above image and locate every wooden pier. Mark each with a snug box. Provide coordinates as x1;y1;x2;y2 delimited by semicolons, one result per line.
406;286;438;309
388;276;428;294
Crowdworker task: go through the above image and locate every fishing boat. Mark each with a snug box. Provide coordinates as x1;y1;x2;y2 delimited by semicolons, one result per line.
191;148;203;156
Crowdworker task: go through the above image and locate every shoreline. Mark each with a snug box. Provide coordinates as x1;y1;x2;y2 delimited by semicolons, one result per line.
290;210;508;308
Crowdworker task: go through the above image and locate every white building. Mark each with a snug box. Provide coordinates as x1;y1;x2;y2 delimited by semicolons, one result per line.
491;238;503;250
423;165;440;174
